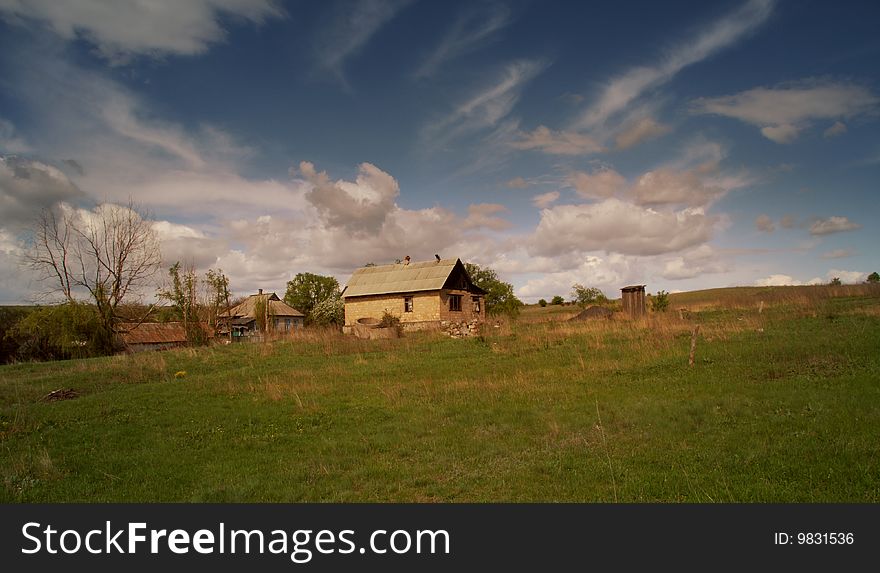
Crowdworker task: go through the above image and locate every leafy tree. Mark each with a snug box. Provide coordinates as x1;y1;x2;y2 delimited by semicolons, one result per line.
551;295;565;306
311;293;344;326
538;299;547;307
205;268;231;338
829;277;842;286
11;302;111;361
464;263;523;318
571;284;608;307
157;262;206;345
867;272;879;284
651;290;670;312
284;272;341;324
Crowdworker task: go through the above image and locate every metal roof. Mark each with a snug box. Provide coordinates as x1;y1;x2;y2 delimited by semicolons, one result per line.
220;292;305;318
117;322;213;345
343;258;463;298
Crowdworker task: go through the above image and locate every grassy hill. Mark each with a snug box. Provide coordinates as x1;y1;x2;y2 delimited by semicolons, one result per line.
1;286;879;502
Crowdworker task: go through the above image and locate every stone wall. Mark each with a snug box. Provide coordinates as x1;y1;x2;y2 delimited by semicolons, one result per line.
344;291;441;326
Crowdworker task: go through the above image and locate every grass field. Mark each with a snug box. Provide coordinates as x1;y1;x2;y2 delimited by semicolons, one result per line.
1;285;879;502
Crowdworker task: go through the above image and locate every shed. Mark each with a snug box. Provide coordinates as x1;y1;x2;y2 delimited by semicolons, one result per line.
621;285;647;318
117;321;213;352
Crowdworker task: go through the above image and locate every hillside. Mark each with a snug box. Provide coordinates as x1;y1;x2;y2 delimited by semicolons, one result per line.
2;287;879;502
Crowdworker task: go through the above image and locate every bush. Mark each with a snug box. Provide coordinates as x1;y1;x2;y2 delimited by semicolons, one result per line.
651;290;670;312
551;295;565;306
538;299;547;307
571;284;608;307
311;295;344;326
10;302;115;361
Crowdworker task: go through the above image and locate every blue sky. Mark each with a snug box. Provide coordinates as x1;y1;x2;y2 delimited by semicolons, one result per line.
0;0;878;303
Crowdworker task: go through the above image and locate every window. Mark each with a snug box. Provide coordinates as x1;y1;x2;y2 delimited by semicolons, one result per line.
404;296;414;313
472;296;481;313
449;294;462;312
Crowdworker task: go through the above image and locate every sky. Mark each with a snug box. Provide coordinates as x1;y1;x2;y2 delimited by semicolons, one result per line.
0;0;878;304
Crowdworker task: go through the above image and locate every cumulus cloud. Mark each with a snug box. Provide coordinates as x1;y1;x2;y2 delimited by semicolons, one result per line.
755;214;775;232
415;2;512;79
660;245;728;280
692;80;878;143
634;167;725;207
827;269;867;284
299;161;399;235
511;126;603;155
529;198;716;257
809;216;861;236
780;215;797;229
0;0;284;61
824;121;848;138
754;274;803;286
760;124;800;144
614;117;671;150
568;168;626;200
532;191;560;209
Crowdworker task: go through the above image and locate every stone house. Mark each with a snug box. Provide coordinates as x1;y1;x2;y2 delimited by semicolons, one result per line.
342;257;486;333
218;289;304;340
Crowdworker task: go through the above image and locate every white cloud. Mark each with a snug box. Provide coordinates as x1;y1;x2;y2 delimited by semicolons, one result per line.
0;118;31;154
692;80;878;143
809;216;861;236
511;125;603;155
299;161;399;235
415;2;512;79
313;0;411;85
760;124;800;144
568;168;626;200
824;121;848;138
754;274;803;286
614;117;671;150
660;245;728;280
530;198;716;257
827;269;867;284
575;0;774;130
505;176;529;189
531;191;560;209
0;0;284;61
755;214;775;232
0;156;85;228
424;60;547;147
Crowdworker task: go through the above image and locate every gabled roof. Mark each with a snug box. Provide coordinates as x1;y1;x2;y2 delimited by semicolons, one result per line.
343;258;485;298
220;292;304;318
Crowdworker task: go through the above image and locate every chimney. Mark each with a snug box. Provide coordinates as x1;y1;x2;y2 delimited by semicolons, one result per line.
258;288;263;295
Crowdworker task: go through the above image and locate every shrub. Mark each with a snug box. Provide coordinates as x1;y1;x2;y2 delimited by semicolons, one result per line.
538;299;547;307
551;295;565;305
651;290;670;312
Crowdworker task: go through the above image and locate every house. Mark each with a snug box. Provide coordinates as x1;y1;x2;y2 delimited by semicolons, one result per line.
117;321;213;352
218;289;305;339
342;257;486;333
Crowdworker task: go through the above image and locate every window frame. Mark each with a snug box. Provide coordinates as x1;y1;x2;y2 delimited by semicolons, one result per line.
449;294;462;312
404;296;414;313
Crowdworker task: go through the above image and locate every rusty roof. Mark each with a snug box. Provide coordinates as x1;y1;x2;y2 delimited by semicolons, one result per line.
343;258;485;298
117;322;213;345
219;292;304;319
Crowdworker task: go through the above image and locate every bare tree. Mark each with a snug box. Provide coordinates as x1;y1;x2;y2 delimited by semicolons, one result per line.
24;200;162;346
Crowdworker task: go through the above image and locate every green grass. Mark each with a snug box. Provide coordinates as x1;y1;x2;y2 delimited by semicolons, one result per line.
1;293;879;502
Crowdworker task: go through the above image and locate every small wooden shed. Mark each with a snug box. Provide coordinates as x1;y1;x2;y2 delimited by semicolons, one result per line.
621;285;647;318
